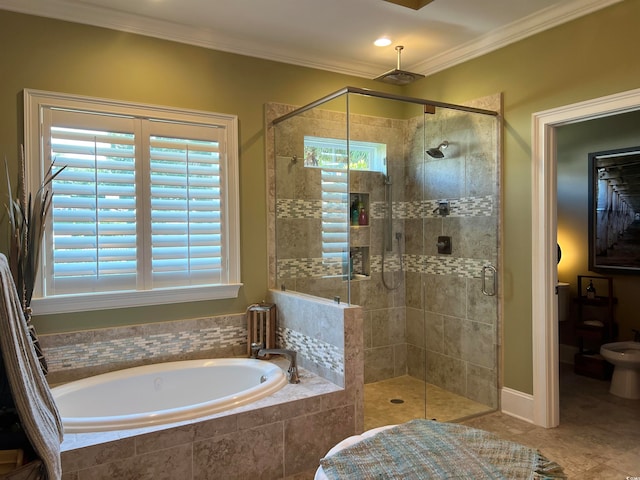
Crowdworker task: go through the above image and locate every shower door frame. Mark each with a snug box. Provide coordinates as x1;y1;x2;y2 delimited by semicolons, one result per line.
267;87;502;423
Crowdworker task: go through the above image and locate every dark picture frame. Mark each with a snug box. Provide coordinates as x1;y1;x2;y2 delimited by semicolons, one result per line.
588;145;640;274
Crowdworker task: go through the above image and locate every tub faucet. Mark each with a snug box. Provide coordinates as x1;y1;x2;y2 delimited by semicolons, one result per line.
254;347;300;384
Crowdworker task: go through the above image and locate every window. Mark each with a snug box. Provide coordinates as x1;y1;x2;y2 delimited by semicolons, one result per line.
24;90;240;314
321;169;348;269
303;136;386;276
303;136;386;172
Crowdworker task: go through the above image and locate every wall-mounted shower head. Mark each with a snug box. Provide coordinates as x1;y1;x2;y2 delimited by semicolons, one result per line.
427;141;449;158
374;46;425;86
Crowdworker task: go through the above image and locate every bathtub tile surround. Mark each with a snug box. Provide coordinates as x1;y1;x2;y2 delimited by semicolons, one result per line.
193;422;283;479
278;326;343;376
268;289;364;432
60;389;355;479
40;314;247;385
53;291;363;479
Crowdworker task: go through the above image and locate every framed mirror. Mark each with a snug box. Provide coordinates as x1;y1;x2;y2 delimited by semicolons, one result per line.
588;145;640;273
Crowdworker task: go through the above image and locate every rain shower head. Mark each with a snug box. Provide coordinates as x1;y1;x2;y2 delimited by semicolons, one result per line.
374;46;425;86
427;141;449;158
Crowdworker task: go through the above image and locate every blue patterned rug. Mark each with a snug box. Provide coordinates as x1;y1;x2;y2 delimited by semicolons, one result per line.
320;419;566;479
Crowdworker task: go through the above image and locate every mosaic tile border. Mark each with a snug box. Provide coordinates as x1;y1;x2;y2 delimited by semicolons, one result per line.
277;257;344;278
277;326;344;376
279;254;489;280
42;316;247;372
374;196;494;219
401;254;489;278
277;195;494;220
42;313;345;381
277;199;323;218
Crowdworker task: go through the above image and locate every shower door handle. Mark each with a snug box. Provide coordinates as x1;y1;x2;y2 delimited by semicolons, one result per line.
481;264;497;296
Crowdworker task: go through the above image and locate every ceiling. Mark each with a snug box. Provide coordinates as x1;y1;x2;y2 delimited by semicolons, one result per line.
0;0;622;79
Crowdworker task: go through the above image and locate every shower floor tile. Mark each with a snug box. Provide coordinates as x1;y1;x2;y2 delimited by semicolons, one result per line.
364;375;493;430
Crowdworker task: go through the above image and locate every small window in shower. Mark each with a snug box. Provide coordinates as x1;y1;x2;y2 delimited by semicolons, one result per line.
303;136;386;173
305;136;386;278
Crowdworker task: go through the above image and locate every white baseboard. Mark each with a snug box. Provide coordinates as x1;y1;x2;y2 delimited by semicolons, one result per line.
500;387;535;424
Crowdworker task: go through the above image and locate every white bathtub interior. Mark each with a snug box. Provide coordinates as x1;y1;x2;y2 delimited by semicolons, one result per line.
52;358;288;433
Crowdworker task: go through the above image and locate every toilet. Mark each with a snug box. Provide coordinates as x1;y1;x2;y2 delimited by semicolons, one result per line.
600;342;640;399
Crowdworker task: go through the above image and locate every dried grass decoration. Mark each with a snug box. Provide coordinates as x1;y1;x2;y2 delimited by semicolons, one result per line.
4;146;66;375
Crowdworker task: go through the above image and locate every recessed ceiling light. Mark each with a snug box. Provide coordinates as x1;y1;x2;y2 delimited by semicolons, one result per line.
374;38;392;47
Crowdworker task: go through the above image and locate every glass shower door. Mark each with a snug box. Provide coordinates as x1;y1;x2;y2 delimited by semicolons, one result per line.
418;106;500;421
270;88;501;429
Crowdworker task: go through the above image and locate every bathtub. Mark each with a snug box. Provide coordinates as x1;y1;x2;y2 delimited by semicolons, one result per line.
51;358;287;433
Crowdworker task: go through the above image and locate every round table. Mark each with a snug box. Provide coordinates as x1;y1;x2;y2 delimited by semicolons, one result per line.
314;425;395;480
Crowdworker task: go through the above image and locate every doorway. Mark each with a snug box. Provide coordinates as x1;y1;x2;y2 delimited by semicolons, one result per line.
531;87;640;427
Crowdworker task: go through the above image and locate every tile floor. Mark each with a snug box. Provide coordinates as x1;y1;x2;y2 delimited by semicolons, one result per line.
364;375;493;430
358;364;640;478
462;363;640;479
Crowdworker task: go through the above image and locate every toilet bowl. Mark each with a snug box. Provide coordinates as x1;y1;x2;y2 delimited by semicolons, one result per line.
600;342;640;399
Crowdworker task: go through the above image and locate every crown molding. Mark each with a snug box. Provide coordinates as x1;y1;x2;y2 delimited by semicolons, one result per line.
410;0;625;76
0;0;381;78
0;0;625;79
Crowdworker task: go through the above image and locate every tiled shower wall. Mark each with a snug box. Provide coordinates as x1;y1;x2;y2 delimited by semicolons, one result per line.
404;100;500;409
267;103;409;385
266;94;501;409
39;304;351;388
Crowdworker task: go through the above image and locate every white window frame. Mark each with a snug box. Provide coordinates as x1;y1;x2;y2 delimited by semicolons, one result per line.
303;136;387;173
24;89;241;314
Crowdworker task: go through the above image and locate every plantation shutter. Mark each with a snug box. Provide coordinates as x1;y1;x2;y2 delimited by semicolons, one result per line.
145;120;225;288
321;168;348;275
46;109;138;295
44;109;226;295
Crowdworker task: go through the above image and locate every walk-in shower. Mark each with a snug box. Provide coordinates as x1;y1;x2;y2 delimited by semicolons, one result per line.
268;86;501;429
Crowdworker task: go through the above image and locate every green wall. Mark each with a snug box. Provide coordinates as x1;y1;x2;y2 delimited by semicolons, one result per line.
1;1;640;395
0;11;400;334
557;111;640;344
405;0;640;393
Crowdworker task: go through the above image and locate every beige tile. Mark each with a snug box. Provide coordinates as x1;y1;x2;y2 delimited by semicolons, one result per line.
362;364;640;478
364;375;492;430
193;423;283;480
61;438;135;472
78;444;192;480
284;405;355;477
462;364;640;477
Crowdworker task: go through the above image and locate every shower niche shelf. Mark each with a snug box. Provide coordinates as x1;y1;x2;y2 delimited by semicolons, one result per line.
350;192;370;227
350;224;370;247
348;192;371;280
348;246;370;280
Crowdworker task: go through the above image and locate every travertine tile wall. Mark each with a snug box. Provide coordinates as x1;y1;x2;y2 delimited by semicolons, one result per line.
59;374;358;479
40;308;350;390
404;100;500;409
268;289;364;432
40;314;247;385
267;102;408;385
